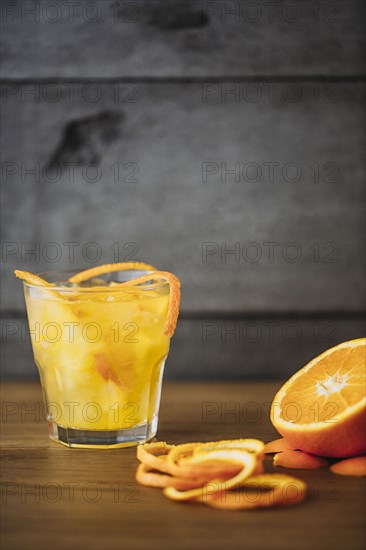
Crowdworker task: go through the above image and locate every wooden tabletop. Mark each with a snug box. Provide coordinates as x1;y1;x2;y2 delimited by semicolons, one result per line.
1;382;365;550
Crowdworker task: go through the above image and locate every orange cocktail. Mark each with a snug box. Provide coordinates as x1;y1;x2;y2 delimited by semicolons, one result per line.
17;264;180;448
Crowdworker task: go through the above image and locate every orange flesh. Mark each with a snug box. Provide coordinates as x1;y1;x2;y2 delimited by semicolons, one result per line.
264;438;298;454
279;346;366;423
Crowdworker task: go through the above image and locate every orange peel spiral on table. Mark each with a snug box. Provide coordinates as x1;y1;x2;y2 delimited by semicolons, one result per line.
135;439;307;511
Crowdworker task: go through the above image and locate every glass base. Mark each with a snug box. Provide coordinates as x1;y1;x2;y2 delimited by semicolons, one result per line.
48;416;158;449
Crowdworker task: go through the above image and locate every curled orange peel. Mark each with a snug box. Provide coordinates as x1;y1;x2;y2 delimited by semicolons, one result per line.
166;442;200;471
167;439;263;480
117;271;180;337
137;442;176;474
163;449;257;501
136;463;208;490
68;262;157;284
203;474;307;510
190;439;264;479
14;270;63;301
135;438;307;511
166;442;230;480
194;439;264;455
14;270;53;287
15;264;180;337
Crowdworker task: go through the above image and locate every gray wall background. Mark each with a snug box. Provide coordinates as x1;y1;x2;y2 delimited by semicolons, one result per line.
1;0;365;379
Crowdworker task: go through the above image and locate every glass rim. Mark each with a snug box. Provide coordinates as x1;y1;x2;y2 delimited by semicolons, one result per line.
22;269;169;293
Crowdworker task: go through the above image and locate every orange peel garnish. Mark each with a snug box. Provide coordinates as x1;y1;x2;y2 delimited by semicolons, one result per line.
165;442;200;474
203;474;307;510
14;270;63;301
135;438;307;511
164;449;257;501
194;439;264;456
14;270;53;287
68;262;157;284
118;271;180;337
136;463;208;490
137;442;176;474
16;264;180;337
167;439;263;480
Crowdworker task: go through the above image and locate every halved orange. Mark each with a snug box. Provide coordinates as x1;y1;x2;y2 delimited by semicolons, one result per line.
271;339;366;458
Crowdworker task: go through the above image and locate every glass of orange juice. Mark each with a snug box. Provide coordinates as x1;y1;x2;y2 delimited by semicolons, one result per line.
20;268;179;448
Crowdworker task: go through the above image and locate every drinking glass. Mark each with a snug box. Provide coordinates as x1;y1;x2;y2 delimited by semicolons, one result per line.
22;270;171;448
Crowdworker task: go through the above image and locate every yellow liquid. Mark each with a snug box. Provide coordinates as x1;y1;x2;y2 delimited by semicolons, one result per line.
25;285;170;432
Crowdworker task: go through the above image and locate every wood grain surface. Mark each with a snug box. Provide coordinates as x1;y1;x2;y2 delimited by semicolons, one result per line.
1;382;365;550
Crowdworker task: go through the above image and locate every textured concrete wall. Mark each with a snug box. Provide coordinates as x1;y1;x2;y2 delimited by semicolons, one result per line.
1;1;365;378
2;1;365;77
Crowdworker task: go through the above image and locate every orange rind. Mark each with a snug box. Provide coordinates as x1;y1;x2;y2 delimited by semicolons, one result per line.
165;442;201;475
203;474;307;510
164;449;257;501
136;463;208;490
15;263;181;338
330;456;366;477
68;262;157;284
167;439;264;480
271;338;366;458
264;437;298;454
273;450;328;469
14;270;53;287
194;439;264;455
14;270;63;301
137;441;176;474
166;442;240;480
118;271;180;337
135;438;307;511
